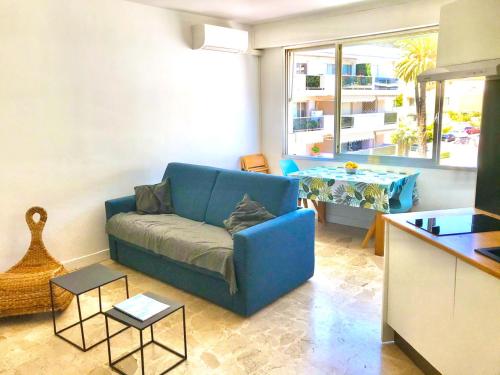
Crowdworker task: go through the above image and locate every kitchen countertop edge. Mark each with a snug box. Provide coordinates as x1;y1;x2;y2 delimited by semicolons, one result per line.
383;207;500;279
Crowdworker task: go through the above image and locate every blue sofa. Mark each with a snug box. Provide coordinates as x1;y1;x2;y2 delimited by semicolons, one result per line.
105;162;315;316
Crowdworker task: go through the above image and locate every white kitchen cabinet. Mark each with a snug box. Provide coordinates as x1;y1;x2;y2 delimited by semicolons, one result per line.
383;223;500;375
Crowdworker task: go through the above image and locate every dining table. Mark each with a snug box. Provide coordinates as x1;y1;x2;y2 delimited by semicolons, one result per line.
288;166;419;256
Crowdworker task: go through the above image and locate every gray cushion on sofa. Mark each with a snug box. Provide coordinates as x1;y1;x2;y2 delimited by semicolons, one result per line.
106;212;237;294
134;179;173;214
223;193;275;236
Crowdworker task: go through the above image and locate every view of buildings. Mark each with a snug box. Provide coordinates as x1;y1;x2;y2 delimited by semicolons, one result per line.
286;38;484;167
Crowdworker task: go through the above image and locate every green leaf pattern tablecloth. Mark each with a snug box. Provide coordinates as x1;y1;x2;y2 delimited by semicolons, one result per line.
289;166;418;213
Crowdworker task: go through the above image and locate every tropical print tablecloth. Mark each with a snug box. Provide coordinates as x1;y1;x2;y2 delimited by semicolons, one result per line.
289;166;418;213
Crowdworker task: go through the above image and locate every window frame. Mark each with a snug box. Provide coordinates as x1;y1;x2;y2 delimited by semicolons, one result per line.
282;26;480;171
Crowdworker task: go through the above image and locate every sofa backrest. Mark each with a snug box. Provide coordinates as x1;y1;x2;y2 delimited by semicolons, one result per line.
163;162;299;226
163;163;220;222
204;169;299;227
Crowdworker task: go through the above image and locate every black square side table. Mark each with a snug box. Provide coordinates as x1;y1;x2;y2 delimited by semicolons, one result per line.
104;292;187;375
49;263;130;351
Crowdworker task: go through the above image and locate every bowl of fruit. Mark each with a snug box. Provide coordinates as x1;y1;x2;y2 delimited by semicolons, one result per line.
344;161;359;174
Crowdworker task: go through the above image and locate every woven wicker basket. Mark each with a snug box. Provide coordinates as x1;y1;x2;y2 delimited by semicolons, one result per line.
0;207;73;318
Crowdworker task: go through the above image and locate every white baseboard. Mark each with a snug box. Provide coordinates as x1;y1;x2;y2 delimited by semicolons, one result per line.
63;248;110;270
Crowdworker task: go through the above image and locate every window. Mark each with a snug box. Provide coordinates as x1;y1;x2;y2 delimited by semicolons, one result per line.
342;64;352;75
340;36;436;159
296;63;307;74
286;46;335;157
295;102;307;118
438;77;485;168
284;30;483;168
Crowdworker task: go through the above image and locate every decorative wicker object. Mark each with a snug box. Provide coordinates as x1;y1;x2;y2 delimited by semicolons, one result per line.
0;207;73;318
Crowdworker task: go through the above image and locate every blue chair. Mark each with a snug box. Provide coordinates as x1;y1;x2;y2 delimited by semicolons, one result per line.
389;173;419;214
279;159;299;176
279;159;325;221
280;159;303;208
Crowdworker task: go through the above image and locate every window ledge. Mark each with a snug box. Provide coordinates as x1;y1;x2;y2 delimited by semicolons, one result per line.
282;154;478;172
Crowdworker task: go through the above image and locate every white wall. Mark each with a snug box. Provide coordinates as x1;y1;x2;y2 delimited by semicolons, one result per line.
253;0;452;49
0;0;259;271
437;0;500;66
260;48;476;228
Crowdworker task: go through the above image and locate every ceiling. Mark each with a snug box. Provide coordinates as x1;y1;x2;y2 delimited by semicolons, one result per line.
128;0;381;24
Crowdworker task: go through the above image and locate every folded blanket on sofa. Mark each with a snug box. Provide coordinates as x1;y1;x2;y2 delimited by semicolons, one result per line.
106;212;237;294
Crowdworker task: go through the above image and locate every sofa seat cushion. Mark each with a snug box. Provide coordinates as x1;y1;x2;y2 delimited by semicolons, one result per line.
106;212;237;293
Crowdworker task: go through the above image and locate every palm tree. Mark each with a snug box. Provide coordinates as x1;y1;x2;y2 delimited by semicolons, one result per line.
395;36;437;156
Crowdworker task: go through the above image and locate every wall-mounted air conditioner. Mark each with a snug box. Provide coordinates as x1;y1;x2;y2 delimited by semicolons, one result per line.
192;24;248;53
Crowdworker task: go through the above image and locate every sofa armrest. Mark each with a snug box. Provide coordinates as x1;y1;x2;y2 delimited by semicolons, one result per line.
105;195;136;220
233;208;315;315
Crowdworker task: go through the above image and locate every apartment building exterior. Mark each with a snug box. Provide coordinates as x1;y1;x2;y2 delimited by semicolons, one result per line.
287;45;405;156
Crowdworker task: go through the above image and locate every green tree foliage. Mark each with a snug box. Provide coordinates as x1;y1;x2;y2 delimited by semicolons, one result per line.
391;123;418;145
355;63;372;76
447;111;481;127
306;75;320;88
395;35;437;156
426;123;453;143
394;94;403;107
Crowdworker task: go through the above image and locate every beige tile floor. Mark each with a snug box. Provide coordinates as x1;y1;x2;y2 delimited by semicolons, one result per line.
0;223;423;375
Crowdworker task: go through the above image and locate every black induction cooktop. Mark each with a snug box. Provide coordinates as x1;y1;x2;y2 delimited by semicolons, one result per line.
475;247;500;263
407;214;500;236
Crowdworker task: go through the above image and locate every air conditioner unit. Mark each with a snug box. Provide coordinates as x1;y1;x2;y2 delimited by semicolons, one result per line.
192;24;248;53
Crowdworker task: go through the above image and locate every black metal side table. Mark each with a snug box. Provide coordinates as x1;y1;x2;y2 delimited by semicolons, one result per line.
49;263;129;351
104;292;187;375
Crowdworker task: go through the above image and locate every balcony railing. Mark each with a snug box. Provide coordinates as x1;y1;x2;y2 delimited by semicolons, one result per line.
342;75;373;89
293;112;398;133
293;74;399;93
293;116;324;132
374;77;399;90
341;75;399;90
340;112;399;132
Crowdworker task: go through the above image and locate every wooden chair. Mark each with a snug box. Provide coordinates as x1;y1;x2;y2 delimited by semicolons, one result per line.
240;154;270;174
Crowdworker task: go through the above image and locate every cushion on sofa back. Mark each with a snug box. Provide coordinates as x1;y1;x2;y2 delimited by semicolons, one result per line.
163;163;220;222
205;170;299;227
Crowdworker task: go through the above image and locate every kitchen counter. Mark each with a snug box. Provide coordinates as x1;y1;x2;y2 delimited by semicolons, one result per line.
383;207;500;278
382;207;500;375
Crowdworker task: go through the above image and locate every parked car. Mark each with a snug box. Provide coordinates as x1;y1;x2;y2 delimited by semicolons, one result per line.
465;126;480;135
441;133;456;142
455;135;471;144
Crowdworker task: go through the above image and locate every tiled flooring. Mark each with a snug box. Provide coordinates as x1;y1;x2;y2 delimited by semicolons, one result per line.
0;223;422;374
